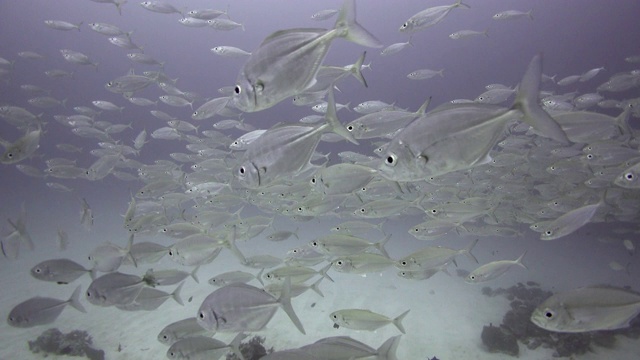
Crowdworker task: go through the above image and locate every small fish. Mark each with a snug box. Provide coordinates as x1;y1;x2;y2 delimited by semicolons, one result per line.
211;46;251;57
449;29;488;40
493;10;533;21
330;309;410;333
406;68;444;80
540;201;601;240
208;270;263;287
623;239;635;255
0;126;42;164
531;286;640;332
7;285;86;327
399;0;469;33
311;9;339;21
380;38;413;56
465;252;527;283
44;20;83;31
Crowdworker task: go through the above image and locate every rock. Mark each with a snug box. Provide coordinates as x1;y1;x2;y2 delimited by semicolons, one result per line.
481;324;519;356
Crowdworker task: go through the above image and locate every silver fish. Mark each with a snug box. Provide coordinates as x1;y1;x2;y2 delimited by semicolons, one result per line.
86;271;156;306
7;285;86;328
378;54;569;182
157;317;215;345
233;0;382;112
234;90;356;188
330;309;410;333
466;252;527;283
196;279;306;334
531;286;640;333
31;258;94;284
399;0;469;33
166;333;246;360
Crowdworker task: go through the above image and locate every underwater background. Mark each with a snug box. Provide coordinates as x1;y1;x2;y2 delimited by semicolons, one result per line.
2;0;640;359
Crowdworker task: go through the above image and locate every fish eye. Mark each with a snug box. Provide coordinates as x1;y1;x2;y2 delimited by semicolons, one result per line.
168;250;173;256
336;260;343;266
544;309;555;319
6;153;13;158
545;230;553;236
86;291;91;297
310;241;318;247
331;314;338;319
346;125;353;131
625;172;634;181
310;177;316;184
400;261;408;266
34;268;41;273
199;312;205;319
585;153;594;160
401;22;408;29
385;154;397;166
238;166;246;175
234;85;241;95
469;275;475;280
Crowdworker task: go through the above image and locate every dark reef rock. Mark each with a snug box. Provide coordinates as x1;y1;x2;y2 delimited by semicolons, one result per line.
28;328;104;359
481;323;519;356
481;283;640;358
227;335;273;360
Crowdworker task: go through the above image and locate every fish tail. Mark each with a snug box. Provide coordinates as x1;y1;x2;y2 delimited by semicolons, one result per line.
515;251;528;270
278;277;306;334
115;0;127;15
310;276;325;297
455;0;471;9
69;285;87;313
229;332;248;360
513;54;570;144
463;238;479;263
171;282;184;305
335;0;383;48
325;88;359;145
255;268;265;286
351;51;368;88
89;267;98;280
377;335;401;360
228;225;247;263
319;263;335;282
125;233;138;268
375;233;392;258
190;265;200;283
393;309;410;334
416;96;432;116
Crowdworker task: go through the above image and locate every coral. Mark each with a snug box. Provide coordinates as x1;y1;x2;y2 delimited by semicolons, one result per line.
227;335;274;360
481;323;519;356
28;328;104;359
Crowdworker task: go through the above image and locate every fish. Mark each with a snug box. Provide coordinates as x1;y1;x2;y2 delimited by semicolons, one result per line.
166;334;246;360
378;54;569;182
406;68;444;80
531;286;640;333
140;1;184;15
449;29;488;40
234;89;357;188
493;10;533;21
465;252;528;283
399;0;469;33
396;239;478;271
211;46;252;57
30;258;94;284
300;335;401;360
540;201;601;240
157;317;215;345
44;20;82;31
86;271;156;306
0;125;42;164
196;278;306;334
116;282;184;311
145;267;199;286
311;9;339;21
380;37;413;56
208;270;263;287
330;309;410;333
310;233;389;257
232;0;382;112
7;285;86;328
332;252;396;274
87;234;135;272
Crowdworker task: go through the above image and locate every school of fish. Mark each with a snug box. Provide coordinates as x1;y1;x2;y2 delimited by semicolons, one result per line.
2;0;640;359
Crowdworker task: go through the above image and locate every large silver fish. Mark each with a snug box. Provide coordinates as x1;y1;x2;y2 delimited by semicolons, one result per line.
30;258;94;284
196;278;306;334
232;0;382;112
7;285;86;328
531;286;640;333
234;89;357;188
378;54;569;182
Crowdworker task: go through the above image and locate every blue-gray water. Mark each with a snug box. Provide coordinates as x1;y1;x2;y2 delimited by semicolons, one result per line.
1;1;640;359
